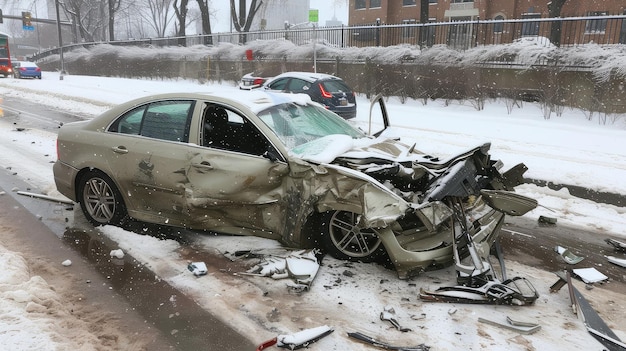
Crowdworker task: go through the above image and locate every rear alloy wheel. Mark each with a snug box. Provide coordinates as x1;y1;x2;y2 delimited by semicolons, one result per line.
78;171;127;226
321;210;383;262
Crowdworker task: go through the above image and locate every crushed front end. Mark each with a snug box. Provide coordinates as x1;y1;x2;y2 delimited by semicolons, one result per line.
332;140;537;282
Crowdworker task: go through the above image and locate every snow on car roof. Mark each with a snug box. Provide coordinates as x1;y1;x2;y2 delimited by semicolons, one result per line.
15;61;38;67
270;71;338;82
203;89;315;113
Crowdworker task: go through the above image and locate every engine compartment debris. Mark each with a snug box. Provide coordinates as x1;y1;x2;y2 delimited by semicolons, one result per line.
478;316;541;335
419;277;538;305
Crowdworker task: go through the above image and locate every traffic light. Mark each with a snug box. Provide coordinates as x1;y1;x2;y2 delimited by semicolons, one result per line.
22;11;32;27
0;9;3;23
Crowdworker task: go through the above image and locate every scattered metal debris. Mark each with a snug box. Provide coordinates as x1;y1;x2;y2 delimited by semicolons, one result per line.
419;277;538;305
538;215;557;225
348;331;430;351
16;190;74;205
257;325;333;350
606;256;626;268
572;268;608;284
605;238;626;252
569;279;626;351
380;305;412;332
244;249;321;291
478;316;541;335
554;245;584;265
187;262;208;276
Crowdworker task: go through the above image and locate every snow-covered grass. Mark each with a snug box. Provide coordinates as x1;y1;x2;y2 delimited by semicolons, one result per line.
0;72;625;350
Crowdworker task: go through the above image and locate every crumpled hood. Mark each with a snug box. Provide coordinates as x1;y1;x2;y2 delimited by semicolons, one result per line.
290;135;430;164
291;134;507;206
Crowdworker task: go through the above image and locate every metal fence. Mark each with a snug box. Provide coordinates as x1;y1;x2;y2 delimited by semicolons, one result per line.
32;15;626;62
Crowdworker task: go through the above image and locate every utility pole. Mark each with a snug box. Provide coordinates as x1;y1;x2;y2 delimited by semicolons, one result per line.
55;0;64;80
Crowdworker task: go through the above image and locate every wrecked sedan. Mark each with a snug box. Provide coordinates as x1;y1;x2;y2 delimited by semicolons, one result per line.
53;91;535;279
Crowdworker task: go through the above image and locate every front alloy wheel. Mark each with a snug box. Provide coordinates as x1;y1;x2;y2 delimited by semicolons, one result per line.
321;211;383;262
79;171;127;225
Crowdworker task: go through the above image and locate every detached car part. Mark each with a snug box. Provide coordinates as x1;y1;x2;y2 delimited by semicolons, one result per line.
348;331;430;351
256;325;334;350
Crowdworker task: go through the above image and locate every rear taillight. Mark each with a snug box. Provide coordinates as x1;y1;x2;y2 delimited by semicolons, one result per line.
319;83;332;98
20;67;27;71
36;67;41;72
253;78;264;85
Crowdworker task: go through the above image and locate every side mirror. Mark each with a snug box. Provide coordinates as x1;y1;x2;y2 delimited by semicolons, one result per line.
263;149;281;162
368;93;390;137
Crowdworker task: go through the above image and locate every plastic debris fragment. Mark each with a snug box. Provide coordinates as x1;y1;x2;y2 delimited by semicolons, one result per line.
187;262;208;276
554;245;584;265
572;268;608;284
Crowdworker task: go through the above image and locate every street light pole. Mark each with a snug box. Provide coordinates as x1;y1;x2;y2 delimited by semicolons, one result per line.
54;0;64;80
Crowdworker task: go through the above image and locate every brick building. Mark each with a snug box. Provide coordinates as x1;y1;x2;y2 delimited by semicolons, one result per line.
349;0;626;25
347;1;626;47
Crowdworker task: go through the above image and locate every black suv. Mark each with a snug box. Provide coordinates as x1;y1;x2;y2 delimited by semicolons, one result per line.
263;72;357;119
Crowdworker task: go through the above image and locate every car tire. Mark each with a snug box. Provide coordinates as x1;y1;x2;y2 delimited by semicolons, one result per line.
78;170;127;226
320;210;384;262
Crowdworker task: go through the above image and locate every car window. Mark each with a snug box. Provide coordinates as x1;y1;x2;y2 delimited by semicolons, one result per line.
320;79;352;93
286;78;311;92
108;100;194;142
267;78;289;91
257;102;365;149
202;103;272;156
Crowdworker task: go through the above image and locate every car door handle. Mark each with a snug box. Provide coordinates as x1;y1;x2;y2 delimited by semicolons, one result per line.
112;146;129;154
192;161;214;170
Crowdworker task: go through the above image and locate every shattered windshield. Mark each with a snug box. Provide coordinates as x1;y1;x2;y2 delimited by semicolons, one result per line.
257;102;366;150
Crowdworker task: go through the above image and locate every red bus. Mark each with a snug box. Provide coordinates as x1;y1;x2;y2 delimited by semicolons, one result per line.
0;32;13;78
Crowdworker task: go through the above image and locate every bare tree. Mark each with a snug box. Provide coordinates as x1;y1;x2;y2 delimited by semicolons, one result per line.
173;0;189;45
419;0;429;47
196;0;213;44
107;0;122;41
136;0;176;37
230;0;262;43
548;0;568;47
59;0;108;42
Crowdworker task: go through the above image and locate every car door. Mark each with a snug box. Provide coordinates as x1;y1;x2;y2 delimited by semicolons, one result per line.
368;93;390;137
105;99;196;225
182;102;290;237
264;77;290;92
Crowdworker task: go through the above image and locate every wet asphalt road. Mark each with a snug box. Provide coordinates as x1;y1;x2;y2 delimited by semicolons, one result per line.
0;95;87;131
0;168;257;351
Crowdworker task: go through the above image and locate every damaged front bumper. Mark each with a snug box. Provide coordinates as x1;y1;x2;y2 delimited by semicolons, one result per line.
379;203;506;280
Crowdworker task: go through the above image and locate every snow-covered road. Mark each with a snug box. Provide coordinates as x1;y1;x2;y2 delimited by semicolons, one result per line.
0;72;625;350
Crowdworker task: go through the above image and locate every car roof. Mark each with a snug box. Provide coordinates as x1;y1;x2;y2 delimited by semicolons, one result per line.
270;71;341;83
14;61;38;67
115;90;314;115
